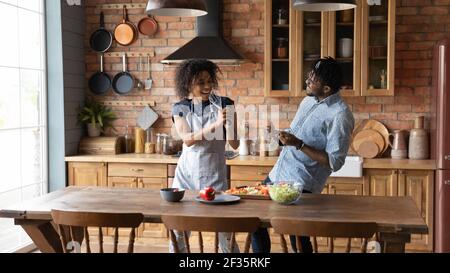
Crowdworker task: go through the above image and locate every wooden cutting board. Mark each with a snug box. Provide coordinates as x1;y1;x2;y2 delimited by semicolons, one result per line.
356;140;380;159
353;120;389;153
352;129;385;157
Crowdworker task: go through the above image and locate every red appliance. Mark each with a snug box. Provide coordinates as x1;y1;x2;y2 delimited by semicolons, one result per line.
432;39;450;252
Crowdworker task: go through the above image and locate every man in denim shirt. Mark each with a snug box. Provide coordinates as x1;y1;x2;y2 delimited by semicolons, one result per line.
252;57;355;253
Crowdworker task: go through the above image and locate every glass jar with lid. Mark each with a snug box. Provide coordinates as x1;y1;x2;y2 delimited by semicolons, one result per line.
276;38;288;59
276;7;288;25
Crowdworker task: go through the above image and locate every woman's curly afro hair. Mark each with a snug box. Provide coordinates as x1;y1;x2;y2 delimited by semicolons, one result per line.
175;59;221;98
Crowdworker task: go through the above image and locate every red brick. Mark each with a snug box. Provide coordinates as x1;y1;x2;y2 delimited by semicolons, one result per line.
420;6;448;15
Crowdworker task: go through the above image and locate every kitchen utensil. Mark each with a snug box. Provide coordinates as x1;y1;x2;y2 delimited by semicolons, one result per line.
145;55;153;90
90;12;113;53
88;54;111;95
138;15;158;36
112;54;134;95
389;130;408;159
114;6;138;46
356;141;380;159
137;105;159;131
353;119;390;154
339;38;353;58
409;116;429;159
351;129;385;157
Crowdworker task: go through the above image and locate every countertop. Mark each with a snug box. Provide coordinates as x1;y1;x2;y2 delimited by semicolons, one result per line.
65;154;437;170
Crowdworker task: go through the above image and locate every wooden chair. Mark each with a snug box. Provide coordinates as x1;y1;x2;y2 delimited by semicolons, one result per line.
51;210;144;253
161;215;260;253
270;218;377;253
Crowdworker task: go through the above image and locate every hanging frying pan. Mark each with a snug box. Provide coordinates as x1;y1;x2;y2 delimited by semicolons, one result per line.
112;54;135;95
114;6;137;46
90;12;113;53
138;15;159;36
89;54;111;95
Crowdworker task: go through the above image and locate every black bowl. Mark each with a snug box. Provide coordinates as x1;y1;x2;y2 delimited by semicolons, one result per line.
160;188;185;202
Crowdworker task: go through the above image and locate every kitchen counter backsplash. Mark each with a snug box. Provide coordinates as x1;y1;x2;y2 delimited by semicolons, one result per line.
84;0;435;138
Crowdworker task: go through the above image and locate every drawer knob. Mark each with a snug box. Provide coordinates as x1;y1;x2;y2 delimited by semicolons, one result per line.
257;168;270;176
132;168;144;172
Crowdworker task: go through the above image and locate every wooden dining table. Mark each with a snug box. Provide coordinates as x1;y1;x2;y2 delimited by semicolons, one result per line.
0;186;428;253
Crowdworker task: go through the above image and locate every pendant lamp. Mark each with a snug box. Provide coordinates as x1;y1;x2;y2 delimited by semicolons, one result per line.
293;0;357;12
146;0;208;17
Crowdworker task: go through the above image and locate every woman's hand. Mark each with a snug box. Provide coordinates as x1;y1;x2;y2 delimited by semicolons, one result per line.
214;108;229;128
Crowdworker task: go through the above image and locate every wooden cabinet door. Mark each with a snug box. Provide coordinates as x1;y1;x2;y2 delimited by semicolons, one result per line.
364;169;398;196
398;170;434;252
322;178;364;251
264;0;296;97
139;177;168;239
326;1;362;96
361;0;396;96
68;162;107;187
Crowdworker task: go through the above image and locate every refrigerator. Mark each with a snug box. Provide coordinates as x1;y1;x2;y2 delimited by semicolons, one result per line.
432;39;450;252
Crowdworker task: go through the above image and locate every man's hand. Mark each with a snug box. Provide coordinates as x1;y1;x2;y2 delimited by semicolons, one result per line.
279;131;303;148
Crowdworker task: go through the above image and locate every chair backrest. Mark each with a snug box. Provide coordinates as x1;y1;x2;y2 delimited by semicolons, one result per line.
51;210;144;253
161;215;260;253
271;218;377;253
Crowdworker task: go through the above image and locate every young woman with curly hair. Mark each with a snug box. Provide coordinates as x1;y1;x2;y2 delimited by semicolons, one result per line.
169;59;239;253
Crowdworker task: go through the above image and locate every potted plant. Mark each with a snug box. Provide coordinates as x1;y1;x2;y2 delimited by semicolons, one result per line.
77;100;117;137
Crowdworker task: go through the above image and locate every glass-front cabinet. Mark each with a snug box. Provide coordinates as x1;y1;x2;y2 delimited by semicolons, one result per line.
264;0;296;97
361;0;395;96
264;0;396;97
294;11;329;96
327;4;362;97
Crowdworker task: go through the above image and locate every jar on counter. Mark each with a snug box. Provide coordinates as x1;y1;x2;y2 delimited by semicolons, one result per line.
155;133;162;154
276;38;288;59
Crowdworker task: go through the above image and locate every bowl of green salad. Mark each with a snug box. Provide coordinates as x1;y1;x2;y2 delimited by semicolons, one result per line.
267;181;303;205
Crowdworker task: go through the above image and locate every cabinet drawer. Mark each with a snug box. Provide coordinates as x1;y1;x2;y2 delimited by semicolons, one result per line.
108;163;167;178
230;166;272;181
108;177;138;188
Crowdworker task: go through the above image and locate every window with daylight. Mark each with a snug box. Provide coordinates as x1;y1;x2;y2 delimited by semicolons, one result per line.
0;0;47;253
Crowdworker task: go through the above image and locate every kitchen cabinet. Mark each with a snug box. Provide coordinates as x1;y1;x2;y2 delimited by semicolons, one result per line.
364;169;433;251
398;170;434;251
68;162;107;187
320;177;364;252
264;0;297;97
230;166;271;188
361;0;396;96
107;163;168;239
264;0;396;97
363;169;398;196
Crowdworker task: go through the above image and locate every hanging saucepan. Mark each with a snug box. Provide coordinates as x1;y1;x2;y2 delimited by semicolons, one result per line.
138;15;158;36
112;54;135;95
114;6;138;46
89;54;111;95
90;12;113;53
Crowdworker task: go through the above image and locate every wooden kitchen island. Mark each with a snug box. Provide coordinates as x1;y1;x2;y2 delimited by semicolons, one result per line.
65;154;436;252
0;186;427;253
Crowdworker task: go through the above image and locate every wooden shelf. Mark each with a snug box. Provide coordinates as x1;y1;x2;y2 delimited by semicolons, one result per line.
336;22;354;26
336;57;354;62
369;57;387;60
370;20;388;25
304;23;321;27
273;24;289;28
272;59;289;62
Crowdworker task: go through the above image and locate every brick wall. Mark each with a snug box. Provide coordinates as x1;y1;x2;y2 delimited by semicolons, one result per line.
84;0;447;137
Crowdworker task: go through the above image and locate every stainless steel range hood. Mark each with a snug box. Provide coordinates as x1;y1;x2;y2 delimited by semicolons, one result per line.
161;0;245;65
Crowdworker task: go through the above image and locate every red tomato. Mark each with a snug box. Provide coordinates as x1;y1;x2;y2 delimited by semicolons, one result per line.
199;187;216;201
